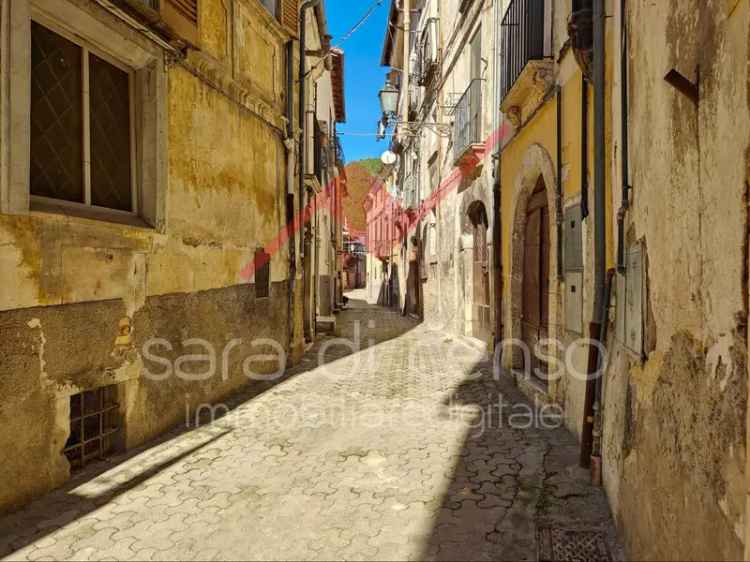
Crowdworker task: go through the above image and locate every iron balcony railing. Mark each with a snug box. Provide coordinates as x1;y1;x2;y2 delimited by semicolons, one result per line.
453;79;483;162
500;0;547;101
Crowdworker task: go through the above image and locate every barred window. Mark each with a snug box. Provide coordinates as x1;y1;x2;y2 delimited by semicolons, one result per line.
63;385;120;470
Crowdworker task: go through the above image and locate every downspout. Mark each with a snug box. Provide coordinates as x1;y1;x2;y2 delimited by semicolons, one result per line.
556;87;564;279
581;74;590;219
580;0;607;469
493;153;503;347
590;267;615;484
591;0;629;485
299;0;322;341
616;0;630;272
286;40;297;354
299;0;322;257
491;0;503;349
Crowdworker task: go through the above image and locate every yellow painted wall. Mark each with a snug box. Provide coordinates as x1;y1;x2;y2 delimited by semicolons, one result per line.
0;0;293;514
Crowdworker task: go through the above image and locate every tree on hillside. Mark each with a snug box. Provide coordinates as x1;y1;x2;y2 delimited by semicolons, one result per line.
342;158;384;234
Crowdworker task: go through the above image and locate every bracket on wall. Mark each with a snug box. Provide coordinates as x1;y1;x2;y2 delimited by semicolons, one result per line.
664;67;700;106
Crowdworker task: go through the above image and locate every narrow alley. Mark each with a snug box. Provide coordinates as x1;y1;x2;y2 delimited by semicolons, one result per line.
2;0;749;559
0;293;619;561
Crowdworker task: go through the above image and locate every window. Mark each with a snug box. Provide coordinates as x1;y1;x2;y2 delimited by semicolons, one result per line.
428;152;439;195
31;22;135;213
63;385;120;470
260;0;278;17
1;0;167;227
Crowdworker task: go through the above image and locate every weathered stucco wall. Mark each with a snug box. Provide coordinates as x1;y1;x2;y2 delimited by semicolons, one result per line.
0;0;292;513
602;1;750;559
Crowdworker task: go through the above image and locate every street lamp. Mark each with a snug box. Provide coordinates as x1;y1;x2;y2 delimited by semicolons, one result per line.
378;81;399;116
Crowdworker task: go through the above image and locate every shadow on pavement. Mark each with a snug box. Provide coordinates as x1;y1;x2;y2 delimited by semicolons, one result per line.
0;294;418;560
419;354;622;561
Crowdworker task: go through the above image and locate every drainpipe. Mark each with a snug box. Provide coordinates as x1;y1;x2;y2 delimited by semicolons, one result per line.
299;0;322;256
493;154;503;348
286;40;297;354
591;267;615;484
299;0;322;341
616;0;630;272
580;0;607;469
556;87;564;280
591;0;629;484
581;74;589;219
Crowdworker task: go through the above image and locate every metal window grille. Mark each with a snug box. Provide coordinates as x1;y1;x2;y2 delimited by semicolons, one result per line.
452;79;484;162
63;385;120;470
500;0;547;101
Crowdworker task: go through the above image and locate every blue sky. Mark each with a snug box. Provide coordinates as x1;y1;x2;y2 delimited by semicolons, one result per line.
326;0;390;163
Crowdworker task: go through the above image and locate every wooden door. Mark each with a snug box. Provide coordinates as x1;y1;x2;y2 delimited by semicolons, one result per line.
522;184;549;380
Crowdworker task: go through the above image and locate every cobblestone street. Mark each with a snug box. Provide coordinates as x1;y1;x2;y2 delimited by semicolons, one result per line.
0;293;620;561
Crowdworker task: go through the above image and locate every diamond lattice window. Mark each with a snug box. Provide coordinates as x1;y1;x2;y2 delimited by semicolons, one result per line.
30;21;134;213
30;22;84;203
90;54;133;211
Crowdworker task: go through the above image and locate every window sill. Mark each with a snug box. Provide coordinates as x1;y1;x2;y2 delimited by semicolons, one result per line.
30;199;154;230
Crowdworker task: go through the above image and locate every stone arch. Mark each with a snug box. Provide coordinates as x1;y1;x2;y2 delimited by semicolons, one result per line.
507;143;560;379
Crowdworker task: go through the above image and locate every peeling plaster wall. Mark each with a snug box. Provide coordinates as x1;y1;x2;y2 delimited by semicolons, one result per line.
417;0;497;343
0;0;292;513
602;1;750;559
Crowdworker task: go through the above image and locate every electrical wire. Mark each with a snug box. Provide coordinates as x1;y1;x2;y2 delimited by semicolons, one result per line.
338;131;395;136
303;0;386;79
334;0;385;47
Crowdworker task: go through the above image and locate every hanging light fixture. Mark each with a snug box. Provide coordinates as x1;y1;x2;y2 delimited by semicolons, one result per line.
378;81;399;116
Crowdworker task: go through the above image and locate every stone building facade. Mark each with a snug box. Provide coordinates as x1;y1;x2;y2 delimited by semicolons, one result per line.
372;0;750;558
0;0;345;513
374;0;501;337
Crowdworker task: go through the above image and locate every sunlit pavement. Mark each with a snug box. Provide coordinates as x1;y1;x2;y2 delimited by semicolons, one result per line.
0;291;620;561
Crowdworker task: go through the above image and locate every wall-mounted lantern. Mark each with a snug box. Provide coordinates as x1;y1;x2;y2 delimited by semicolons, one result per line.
378;81;399;116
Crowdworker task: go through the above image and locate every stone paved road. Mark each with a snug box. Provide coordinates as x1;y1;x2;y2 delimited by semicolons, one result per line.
0;291;621;561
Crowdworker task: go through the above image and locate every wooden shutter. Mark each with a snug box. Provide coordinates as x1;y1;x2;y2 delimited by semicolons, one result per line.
279;0;299;37
160;0;200;46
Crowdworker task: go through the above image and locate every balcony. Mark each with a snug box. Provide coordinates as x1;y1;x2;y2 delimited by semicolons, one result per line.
499;0;552;125
452;79;484;167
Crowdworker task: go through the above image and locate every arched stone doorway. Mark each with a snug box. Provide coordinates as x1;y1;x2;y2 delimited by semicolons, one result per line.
522;177;550;378
468;201;491;342
508;144;560;388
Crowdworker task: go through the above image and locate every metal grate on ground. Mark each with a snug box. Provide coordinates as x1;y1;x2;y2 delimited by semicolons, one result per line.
537;526;612;562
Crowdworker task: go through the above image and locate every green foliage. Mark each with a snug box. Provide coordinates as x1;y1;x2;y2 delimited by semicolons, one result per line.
353;158;383;177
